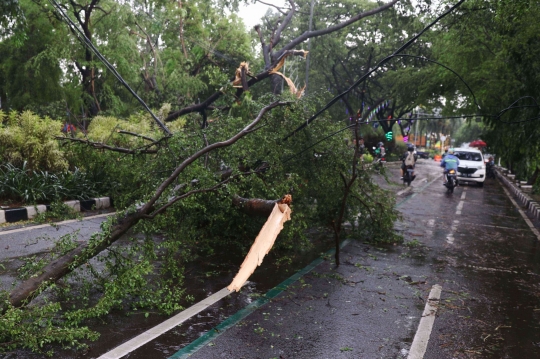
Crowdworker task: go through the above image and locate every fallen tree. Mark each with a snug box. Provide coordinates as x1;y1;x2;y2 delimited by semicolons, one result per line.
6;101;288;310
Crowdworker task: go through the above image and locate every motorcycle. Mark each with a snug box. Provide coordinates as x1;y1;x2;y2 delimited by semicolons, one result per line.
372;147;386;170
444;169;458;193
486;161;495;179
403;166;414;186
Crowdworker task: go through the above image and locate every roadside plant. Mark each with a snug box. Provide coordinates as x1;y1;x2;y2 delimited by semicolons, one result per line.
0;162;102;205
0;110;68;172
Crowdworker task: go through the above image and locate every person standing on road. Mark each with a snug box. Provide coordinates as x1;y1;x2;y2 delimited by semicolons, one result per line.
440;148;460;184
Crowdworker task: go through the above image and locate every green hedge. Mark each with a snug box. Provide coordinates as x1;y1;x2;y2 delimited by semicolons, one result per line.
0;162;101;205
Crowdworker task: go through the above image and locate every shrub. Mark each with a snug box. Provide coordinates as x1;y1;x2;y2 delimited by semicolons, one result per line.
0;110;68;172
0;162;101;205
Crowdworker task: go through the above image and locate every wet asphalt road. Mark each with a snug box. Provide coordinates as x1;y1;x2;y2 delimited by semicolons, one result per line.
158;159;540;359
0;214;112;291
2;159;540;359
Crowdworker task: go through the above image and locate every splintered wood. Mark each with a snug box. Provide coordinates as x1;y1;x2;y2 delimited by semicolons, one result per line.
227;203;292;292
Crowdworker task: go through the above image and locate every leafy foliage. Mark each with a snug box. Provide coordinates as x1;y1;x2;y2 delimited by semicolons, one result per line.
0;162;101;205
424;0;540;181
0;111;68;171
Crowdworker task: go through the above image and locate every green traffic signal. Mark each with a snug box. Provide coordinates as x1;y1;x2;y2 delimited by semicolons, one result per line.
385;131;393;140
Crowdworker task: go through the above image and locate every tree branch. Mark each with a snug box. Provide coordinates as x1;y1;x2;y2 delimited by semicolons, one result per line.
146;101;289;212
7;101;289;310
272;0;295;48
116;130;156;143
279;0;399;55
54;136;161;154
255;0;288;15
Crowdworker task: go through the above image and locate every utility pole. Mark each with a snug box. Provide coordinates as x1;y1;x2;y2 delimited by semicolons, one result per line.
414;110;419;147
304;0;315;94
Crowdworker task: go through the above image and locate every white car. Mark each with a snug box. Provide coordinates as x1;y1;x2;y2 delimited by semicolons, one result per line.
452;147;486;186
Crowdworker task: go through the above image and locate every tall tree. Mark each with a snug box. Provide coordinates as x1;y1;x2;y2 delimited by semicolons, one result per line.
421;0;540;178
0;0;67;114
164;0;400;122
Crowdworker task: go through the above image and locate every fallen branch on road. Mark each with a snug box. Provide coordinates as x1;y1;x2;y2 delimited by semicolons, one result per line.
5;101;290;311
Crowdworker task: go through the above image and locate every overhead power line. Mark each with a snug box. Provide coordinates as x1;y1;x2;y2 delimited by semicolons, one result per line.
48;0;172;136
282;0;467;141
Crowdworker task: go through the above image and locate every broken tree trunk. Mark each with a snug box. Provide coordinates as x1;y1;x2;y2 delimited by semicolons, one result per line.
232;194;292;217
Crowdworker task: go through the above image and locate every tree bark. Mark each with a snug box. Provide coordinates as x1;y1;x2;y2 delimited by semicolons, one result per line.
528;166;540;186
232;194;291;217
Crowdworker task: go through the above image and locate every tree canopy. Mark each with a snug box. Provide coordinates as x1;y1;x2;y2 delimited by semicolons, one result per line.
2;0;540;355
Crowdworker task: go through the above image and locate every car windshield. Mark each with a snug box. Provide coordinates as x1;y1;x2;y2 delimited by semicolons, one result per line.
455;151;482;161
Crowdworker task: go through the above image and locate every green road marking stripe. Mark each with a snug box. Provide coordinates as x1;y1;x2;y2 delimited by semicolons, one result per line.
168;239;351;359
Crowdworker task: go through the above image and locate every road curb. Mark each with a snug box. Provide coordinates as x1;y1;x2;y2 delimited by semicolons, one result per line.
495;168;539;220
0;197;113;224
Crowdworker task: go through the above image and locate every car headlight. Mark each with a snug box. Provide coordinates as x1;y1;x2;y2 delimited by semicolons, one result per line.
478;165;484;169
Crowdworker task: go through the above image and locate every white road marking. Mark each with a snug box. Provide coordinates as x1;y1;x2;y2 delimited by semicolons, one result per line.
455;188;467;215
0;212;116;236
446;220;459;245
464;264;518;274
97;287;238;359
407;284;443;359
498;181;540;241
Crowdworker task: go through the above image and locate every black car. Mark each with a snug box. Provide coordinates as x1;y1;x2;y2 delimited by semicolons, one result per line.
415;151;429;159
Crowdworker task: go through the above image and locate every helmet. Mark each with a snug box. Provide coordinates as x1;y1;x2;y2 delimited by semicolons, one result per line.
448;148;455;154
407;144;414;152
378;142;384;147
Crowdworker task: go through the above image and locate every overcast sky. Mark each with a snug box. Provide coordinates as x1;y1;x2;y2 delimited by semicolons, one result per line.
238;1;285;30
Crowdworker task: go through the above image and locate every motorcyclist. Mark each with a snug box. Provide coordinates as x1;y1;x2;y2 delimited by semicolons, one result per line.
401;144;416;181
486;155;495;178
440;148;460;185
374;142;385;159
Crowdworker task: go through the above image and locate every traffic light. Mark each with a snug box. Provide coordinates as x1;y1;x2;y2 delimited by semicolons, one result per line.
385;131;393;140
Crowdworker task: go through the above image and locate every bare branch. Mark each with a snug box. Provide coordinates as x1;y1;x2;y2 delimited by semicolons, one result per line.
54;136;160;154
272;0;295;48
279;0;399;54
116;130;156;143
255;0;288;15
